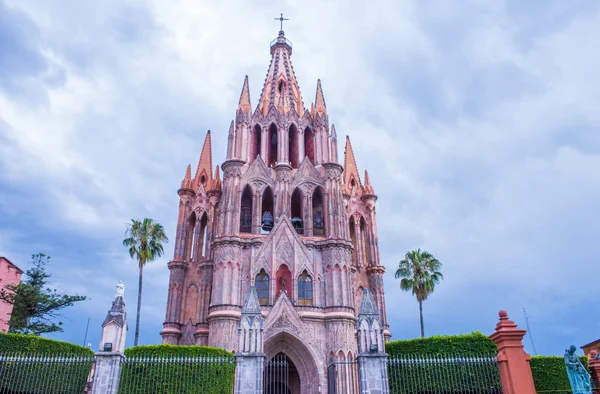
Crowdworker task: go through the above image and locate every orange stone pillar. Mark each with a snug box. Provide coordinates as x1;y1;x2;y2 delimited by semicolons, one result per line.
489;310;537;394
588;350;600;393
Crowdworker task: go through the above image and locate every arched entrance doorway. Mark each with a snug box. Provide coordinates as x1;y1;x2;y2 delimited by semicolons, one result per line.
264;332;322;394
264;353;299;394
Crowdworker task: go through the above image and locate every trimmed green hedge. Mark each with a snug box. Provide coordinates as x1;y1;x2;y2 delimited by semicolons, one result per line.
0;332;93;393
124;343;233;358
385;332;498;356
120;345;236;394
530;355;590;394
385;333;501;393
0;331;93;355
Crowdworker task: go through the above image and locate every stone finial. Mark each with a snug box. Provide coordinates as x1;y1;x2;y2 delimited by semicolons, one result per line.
193;130;213;191
212;165;222;191
237;75;252;114
312;79;327;116
241;286;262;315
358;288;379;316
181;164;192;189
343;135;362;195
363;169;375;195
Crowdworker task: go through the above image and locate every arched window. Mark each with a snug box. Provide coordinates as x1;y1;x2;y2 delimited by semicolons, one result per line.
312;186;325;236
289;124;299;168
187;212;197;261
261;186;274;234
349;218;357;267
250;125;262;162
297;271;313;306
240;185;253;233
360;216;370;266
199;212;208;258
255;270;269;305
268;124;278;167
291;188;303;235
304;127;315;164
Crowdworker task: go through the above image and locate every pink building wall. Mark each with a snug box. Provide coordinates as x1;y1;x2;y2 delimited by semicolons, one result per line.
0;257;23;332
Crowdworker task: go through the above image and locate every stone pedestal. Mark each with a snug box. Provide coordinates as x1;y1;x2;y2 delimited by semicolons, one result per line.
91;352;124;394
358;353;389;394
489;310;536;394
235;353;266;394
588;351;600;393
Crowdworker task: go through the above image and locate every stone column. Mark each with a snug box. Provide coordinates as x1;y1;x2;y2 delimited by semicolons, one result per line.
489;310;537;394
161;260;186;344
91;352;124;394
356;289;389;394
235;287;266;394
298;129;305;164
588;351;600;393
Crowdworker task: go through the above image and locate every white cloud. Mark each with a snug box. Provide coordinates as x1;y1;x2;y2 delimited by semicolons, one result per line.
1;0;598;353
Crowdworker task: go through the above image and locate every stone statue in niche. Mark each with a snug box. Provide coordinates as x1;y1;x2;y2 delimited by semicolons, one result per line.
279;274;287;292
564;345;592;394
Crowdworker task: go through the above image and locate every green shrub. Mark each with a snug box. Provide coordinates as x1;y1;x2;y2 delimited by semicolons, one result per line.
385;331;498;356
0;332;93;393
120;345;236;394
0;331;93;355
385;333;501;393
530;355;589;394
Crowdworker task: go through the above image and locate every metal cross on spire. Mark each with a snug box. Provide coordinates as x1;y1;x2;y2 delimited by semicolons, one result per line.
274;13;289;33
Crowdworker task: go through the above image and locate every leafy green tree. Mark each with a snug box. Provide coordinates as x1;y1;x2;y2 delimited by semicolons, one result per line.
123;218;168;346
395;248;443;338
0;253;86;335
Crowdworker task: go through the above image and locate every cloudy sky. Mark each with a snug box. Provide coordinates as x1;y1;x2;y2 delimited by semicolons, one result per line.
1;0;599;356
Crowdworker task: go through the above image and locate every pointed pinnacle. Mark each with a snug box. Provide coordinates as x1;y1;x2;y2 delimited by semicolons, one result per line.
194;130;213;181
314;79;327;114
331;124;337;141
184;164;192;181
343;135;362;189
238;75;252;112
228;120;234;135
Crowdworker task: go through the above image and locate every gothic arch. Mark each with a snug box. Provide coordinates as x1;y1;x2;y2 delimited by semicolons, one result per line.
290;187;304;234
250;124;262;162
264;332;324;394
312;186;325;236
304;127;315;164
240;184;253;233
183;283;199;324
288;123;299;168
268;123;278;167
261;186;274;233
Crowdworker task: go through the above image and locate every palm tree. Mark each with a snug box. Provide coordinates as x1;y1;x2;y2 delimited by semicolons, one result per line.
395;248;443;338
123;218;168;346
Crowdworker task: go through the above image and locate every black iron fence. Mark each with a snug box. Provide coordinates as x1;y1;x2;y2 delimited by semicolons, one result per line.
387;354;502;394
0;353;93;394
327;359;360;394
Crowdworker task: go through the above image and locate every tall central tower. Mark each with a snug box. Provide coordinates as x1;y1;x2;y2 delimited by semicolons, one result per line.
162;28;390;393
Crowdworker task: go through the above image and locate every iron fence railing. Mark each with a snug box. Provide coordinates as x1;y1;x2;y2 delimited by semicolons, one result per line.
328;359;360;394
0;352;94;394
387;354;502;394
117;355;236;394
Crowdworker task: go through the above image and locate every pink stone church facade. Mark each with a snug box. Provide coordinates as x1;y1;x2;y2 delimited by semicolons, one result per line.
161;29;390;392
0;257;23;332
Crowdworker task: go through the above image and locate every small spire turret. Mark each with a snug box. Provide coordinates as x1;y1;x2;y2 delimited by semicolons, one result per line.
343;136;362;195
181;164;192;189
193;130;213;191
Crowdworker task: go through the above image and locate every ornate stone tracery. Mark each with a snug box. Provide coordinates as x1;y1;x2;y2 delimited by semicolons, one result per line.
161;28;390;394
